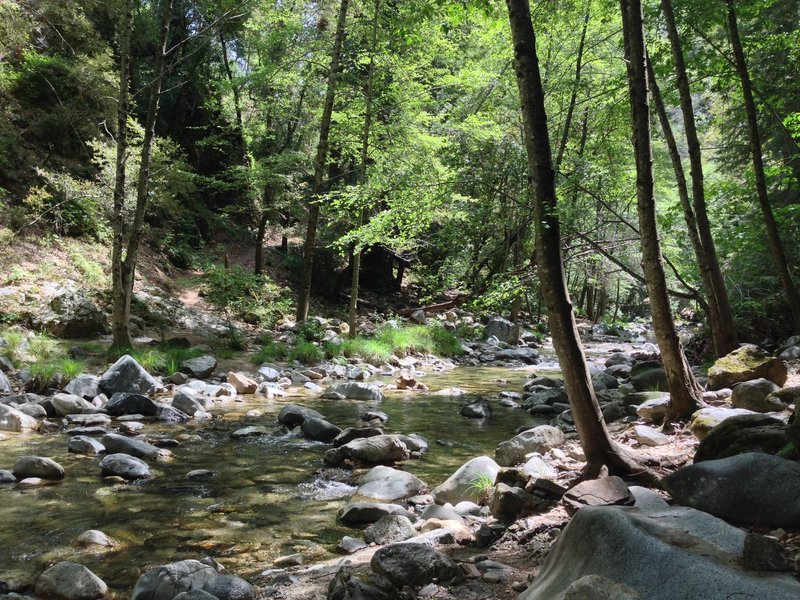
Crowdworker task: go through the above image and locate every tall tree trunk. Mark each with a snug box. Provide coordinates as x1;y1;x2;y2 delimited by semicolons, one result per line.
661;0;738;355
726;0;800;331
111;0;132;348
111;0;173;349
349;0;380;338
506;0;655;481
296;0;350;322
254;188;272;276
620;0;702;421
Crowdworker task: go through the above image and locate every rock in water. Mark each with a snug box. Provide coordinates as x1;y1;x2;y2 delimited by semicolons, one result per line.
371;543;464;589
664;452;800;528
131;559;218;600
495;426;565;466
0;403;39;432
706;344;787;390
483;317;520;344
460;397;492;418
99;454;150;480
324;382;385;401
356;465;427;502
13;455;65;480
517;505;800;600
99;355;159;396
278;404;325;428
35;561;107;600
301;417;342;443
338;503;417;526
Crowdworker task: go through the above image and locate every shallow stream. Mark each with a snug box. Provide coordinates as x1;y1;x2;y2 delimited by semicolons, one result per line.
0;362;564;594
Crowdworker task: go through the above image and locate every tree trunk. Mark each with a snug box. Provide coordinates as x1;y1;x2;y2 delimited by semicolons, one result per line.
726;0;800;331
111;0;132;349
254;189;271;276
349;0;380;338
620;0;702;421
296;0;350;322
661;0;738;355
506;0;656;481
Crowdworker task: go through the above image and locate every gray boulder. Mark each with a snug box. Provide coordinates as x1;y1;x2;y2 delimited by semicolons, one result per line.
257;365;281;381
180;356;217;379
490;483;545;521
431;455;500;505
483;317;519;344
64;375;100;400
131;559;218;600
694;414;788;462
301;417;342;443
371;543;464;589
324;382;384;401
730;378;782;412
99;453;150;480
327;566;392;600
689;406;758;441
605;353;635;368
204;575;254;600
106;392;158;417
278;404;324;428
324;434;409;466
171;390;209;416
332;426;384;447
363;515;417;545
356;465;427;502
0;369;11;394
0;469;15;483
518;505;800;600
664;452;800;528
635;395;672;424
460;397;492;419
35;561;107;600
15;401;47;419
101;433;172;462
32;290;109;339
231;426;267;438
494;347;538;364
68;435;106;455
0;402;41;432
707;344;788;390
338;502;417;526
495;425;565;466
630;367;668;392
99;355;159;396
51;393;98;416
13;455;65;480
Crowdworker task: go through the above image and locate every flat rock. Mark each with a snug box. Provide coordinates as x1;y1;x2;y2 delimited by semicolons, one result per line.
102;433;172;462
664;452;800;528
324;382;384;401
632;425;670;447
231;426;268;438
562;476;634;515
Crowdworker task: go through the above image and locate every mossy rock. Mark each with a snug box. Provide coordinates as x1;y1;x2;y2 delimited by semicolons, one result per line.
706;344;787;391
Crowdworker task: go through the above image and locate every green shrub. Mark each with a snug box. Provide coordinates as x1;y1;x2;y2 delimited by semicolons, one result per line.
322;340;342;358
341;338;393;366
0;326;27;362
202;264;293;327
250;339;289;364
29;357;84;386
295;319;325;343
289;341;323;365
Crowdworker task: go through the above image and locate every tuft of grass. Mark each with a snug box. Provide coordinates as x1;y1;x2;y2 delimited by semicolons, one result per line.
30;357;84;386
250;339;289;364
107;345;204;376
467;473;496;504
0;326;27;362
27;333;61;361
338;324;463;365
322;340;342;359
341;338;393;366
288;341;323;365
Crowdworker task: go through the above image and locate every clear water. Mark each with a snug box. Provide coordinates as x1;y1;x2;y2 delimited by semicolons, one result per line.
0;365;547;594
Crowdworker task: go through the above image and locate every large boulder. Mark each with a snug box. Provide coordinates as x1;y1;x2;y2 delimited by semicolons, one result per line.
205;575;254;600
707;344;787;390
370;543;464;590
99;355;160;396
730;378;782;412
355;465;427;502
13;455;65;480
324;434;409;466
131;559;219;600
664;452;800;528
51;393;98;417
101;433;172;462
301;417;342;443
99;453;150;480
278;404;324;428
518;505;800;600
105;392;158;417
338;502;417;526
689;407;758;441
0;402;39;432
495;426;565;467
694;414;788;462
35;561;107;600
483;317;520;345
32;290;109;339
324;382;384;401
431;456;500;505
179;356;217;379
630;367;669;393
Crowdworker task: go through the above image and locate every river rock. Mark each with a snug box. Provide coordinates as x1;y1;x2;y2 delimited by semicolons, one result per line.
69;435;106;455
327;566;392;600
0;369;12;394
730;378;782;412
324;382;384;401
205;574;254;600
562;476;634;515
51;393;98;416
630;367;668;392
707;344;788;390
64;375;100;400
131;559;219;600
460;397;492;418
356;465;427;501
371;543;464;589
171;390;208;416
364;515;417;545
689;406;757;440
494;347;539;364
257;364;281;381
0;469;16;483
0;402;39;432
231;426;267;438
635;395;671;423
35;561;107;600
105;392;158;417
324;434;409;466
13;455;65;480
332;426;383;447
431;455;500;505
179;355;217;379
632;425;670;447
694;413;788;462
99;355;159;395
483;317;519;344
102;433;172;462
16;401;47;419
490;483;545;521
75;530;114;548
519;504;800;600
300;417;342;443
495;426;565;466
157;405;191;422
99;453;150;480
664;452;800;528
338;502;417;526
227;372;257;394
606;353;635;367
278;404;324;428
